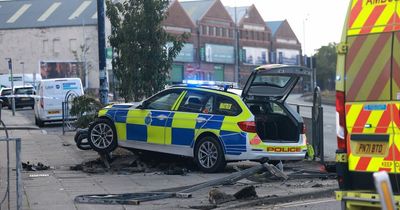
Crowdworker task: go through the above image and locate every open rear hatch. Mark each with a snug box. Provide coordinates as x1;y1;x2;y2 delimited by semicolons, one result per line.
242;65;312;143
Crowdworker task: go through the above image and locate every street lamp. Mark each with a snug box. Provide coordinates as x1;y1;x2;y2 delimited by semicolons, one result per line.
5;58;15;116
20;61;25;86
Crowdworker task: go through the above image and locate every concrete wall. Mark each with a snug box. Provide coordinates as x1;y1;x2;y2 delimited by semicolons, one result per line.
0;26;100;89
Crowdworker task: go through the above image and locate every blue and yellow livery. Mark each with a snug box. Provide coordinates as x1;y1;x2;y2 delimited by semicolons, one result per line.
89;65;310;172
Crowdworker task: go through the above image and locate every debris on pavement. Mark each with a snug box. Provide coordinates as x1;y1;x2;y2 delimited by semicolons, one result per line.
22;162;51;171
70;149;194;175
28;174;50;178
233;185;258;200
208;188;235;205
74;163;281;205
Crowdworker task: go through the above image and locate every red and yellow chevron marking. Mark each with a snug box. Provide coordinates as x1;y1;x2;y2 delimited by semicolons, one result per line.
348;0;400;36
345;103;400;172
345;33;392;102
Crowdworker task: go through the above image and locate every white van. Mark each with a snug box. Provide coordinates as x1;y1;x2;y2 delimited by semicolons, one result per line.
34;78;84;126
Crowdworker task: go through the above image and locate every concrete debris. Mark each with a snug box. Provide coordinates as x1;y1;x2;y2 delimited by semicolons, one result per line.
311;183;323;188
189;204;218;210
208;188;235;205
164;167;189;176
70;154;191;175
29;174;50;178
233;186;258;200
22;162;50;171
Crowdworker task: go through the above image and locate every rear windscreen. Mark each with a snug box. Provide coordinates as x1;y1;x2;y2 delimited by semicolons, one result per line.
1;90;11;95
253;75;291;88
15;88;34;95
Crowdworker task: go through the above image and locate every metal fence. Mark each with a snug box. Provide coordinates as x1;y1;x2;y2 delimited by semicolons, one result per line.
0;106;22;210
62;90;80;135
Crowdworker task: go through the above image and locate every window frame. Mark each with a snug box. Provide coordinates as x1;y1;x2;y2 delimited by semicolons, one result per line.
143;89;184;111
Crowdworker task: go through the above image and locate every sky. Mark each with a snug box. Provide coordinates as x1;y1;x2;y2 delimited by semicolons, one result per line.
221;0;350;55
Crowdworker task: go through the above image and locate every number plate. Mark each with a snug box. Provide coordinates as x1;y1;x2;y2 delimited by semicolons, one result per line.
21;98;30;101
48;110;60;114
355;143;387;155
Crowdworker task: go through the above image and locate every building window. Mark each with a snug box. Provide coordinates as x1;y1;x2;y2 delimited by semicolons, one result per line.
208;26;214;36
42;39;48;53
53;38;60;54
229;29;233;38
216;27;221;36
202;25;207;35
222;28;227;37
69;39;77;52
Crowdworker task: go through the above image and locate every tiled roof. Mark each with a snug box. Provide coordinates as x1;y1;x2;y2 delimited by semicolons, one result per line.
180;0;215;22
0;0;97;30
225;6;248;24
266;20;284;36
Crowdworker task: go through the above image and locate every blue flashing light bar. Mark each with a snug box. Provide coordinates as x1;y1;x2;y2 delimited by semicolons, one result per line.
181;80;238;91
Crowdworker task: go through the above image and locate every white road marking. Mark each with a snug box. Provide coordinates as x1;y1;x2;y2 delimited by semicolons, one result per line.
276;198;336;208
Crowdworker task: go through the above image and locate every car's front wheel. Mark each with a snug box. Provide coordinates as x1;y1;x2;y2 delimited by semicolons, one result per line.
194;136;226;173
88;118;118;153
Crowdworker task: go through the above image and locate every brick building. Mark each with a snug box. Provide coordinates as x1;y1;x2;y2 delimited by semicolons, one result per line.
165;0;302;86
0;0;100;90
225;5;272;84
266;20;302;65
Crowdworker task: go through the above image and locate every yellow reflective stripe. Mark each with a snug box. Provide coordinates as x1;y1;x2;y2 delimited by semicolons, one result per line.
172;91;187;111
147;126;164;144
126;109;148;124
172;112;197;129
98;109;107;117
115;122;127;141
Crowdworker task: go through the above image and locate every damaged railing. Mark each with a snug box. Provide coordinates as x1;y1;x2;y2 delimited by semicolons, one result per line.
0;104;22;210
62;90;80;135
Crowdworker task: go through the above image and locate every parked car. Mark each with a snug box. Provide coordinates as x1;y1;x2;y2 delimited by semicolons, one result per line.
9;86;35;109
0;87;12;107
88;65;312;172
34;78;84;127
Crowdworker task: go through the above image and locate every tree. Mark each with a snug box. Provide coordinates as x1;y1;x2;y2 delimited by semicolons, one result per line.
315;43;337;90
106;0;188;102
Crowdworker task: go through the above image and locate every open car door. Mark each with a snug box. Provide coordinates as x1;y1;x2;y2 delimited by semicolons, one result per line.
242;64;312;101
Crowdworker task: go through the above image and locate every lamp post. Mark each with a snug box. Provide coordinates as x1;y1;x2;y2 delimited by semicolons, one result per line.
6;58;15;116
20;61;25;86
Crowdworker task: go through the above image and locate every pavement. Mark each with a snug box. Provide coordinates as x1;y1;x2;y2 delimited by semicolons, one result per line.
0;108;338;210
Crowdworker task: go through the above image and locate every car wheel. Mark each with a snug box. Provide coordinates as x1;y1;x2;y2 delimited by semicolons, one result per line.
88;118;118;153
35;117;44;127
194;136;226;173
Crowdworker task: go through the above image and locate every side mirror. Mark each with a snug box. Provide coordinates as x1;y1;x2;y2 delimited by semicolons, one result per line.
137;101;147;109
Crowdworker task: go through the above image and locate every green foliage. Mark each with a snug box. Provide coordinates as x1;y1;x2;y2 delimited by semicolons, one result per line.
315;43;337;90
70;95;103;128
106;0;188;102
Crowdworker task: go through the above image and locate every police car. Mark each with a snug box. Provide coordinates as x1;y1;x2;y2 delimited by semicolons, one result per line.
88;65;311;172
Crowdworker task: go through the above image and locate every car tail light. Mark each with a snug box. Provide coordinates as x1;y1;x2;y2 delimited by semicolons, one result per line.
238;121;256;133
301;123;306;134
336;91;347;150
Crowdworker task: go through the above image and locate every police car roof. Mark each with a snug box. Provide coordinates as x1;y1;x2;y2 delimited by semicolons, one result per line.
256;64;310;71
171;85;240;96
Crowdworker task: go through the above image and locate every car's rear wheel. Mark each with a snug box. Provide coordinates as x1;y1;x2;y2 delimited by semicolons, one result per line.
35;117;44;127
88;118;118;153
194;136;226;173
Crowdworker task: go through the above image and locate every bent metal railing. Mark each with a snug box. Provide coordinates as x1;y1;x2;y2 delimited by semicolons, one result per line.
62;90;80;135
0;105;22;210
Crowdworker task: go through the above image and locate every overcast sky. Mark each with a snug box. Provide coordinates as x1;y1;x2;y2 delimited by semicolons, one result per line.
221;0;350;55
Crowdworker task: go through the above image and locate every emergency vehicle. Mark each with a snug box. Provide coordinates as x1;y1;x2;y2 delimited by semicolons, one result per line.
88;65;311;172
336;0;400;208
